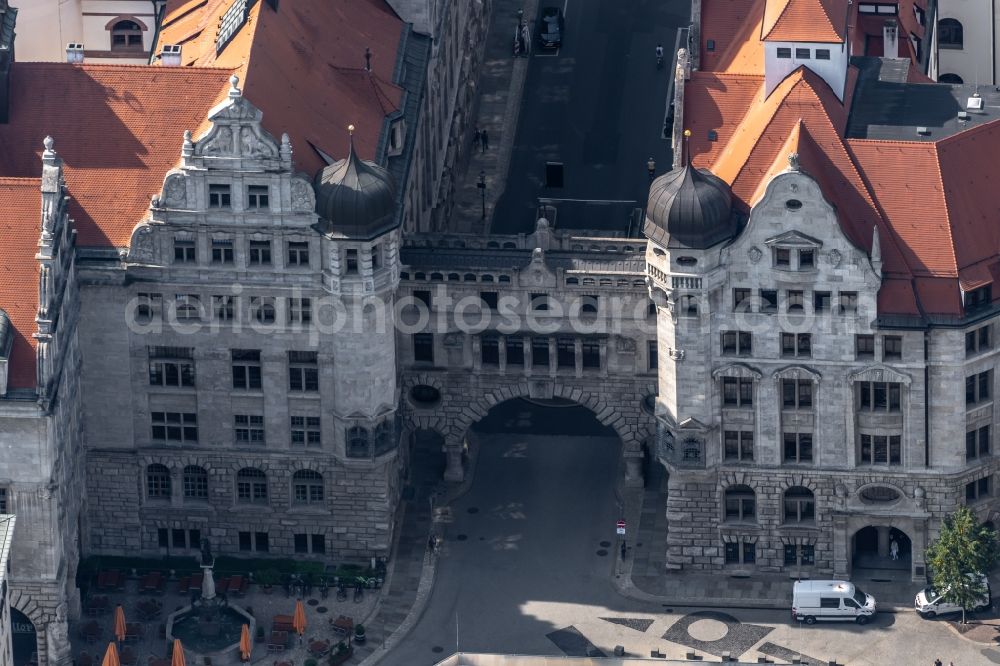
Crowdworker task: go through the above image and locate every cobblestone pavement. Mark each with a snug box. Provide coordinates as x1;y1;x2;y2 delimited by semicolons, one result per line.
450;0;540;233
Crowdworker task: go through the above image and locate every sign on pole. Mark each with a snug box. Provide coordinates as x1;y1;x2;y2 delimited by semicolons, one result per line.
616;519;626;536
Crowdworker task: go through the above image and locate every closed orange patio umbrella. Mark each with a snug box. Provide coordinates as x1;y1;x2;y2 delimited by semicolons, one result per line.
239;624;252;662
101;642;120;666
292;599;307;637
113;606;127;643
171;639;186;666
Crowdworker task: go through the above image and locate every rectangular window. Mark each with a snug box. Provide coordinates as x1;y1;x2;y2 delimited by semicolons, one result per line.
859;434;902;465
213;295;234;321
506;337;524;366
148;353;195;388
287;241;310;266
795;47;811;59
733;288;752;312
209;184;232;208
786;290;804;312
883;335;902;360
967;370;993;405
294;533;308;554
151;412;198;442
647;340;658;371
581;294;599;314
780;332;810;357
211;238;234;264
784;544;797;566
967;477;992;503
0;488;7;514
189;529;201;549
815;49;830;60
839;291;858;314
857;381;902;411
856;335;875;359
174;238;196;263
481;335;500;366
232;349;262;390
288;297;312;324
413;290;432;309
783;432;813;463
291;415;322;447
721;330;753;356
238;531;252;552
532;337;550;367
288;351;319;391
582;339;600;369
743;542;756;564
722;377;754;407
775;248;791;267
414;333;434;363
814;291;831;313
172;528;187;549
247;185;270;210
158;528;169;548
173;294;201;321
966;325;992;356
725;542;740;564
480;291;499;311
235;415;265;445
782;379;813;408
760;289;778;313
345;248;358;273
250;296;276;323
249;240;272;266
136;292;162;319
777;47;791;59
255;532;269;553
531;293;550;311
311;534;325;554
965;285;991;311
724;430;754;461
557;337;576;368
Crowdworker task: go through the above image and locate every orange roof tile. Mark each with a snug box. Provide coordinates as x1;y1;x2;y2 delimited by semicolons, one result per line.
156;0;404;175
0;63;232;248
700;0;767;74
762;0;848;43
0;178;40;390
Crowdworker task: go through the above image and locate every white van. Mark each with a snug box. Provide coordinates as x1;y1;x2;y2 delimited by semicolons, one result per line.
915;573;991;618
792;580;877;624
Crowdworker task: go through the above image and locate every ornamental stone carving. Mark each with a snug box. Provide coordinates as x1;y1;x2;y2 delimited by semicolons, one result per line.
827;249;842;267
128;224;156;264
291;178;314;212
747;246;762;264
201;126;234;156
616;336;637;353
163;175;186;207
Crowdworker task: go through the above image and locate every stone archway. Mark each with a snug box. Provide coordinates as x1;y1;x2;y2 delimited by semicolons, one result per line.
851;524;913;580
7;590;55;666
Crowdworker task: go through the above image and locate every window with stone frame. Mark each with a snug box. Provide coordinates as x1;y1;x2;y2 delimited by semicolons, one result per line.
783;486;815;523
347;426;371;458
236;468;268;503
213;295;235;321
780;332;811;357
838;291;858;314
859;434;902;465
721;330;752;356
783;432;813;463
110;19;143;50
173;237;196;263
413;333;434;363
250;296;276;323
211;238;234;264
857;381;901;411
294;533;327;554
774;247;791;267
287;297;312;324
724;485;756;522
292;469;324;504
882;335;903;360
581;339;600;368
784;543;816;566
724;540;756;565
723;430;754;461
151;412;198;442
234;414;265;445
291;416;321;447
345;248;359;273
182;466;208;500
759;289;778;313
248;240;272;266
966;370;993;406
374;420;396;456
967;425;991;461
481;335;500;366
799;249;815;268
231;350;262;390
0;487;8;513
556;337;575;368
786;290;804;313
966;325;992;357
287;241;310;267
135;292;162;319
208;183;232;208
148;346;195;388
247;185;270;210
288;351;319;391
531;337;550;367
722;377;754;407
146;464;171;500
647;339;657;371
782;379;813;409
733;288;752;312
506;337;525;366
966;476;992;503
855;334;875;359
813;291;831;312
172;294;202;321
531;293;550;311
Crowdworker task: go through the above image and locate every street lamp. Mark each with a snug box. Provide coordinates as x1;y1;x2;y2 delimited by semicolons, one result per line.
477;170;487;219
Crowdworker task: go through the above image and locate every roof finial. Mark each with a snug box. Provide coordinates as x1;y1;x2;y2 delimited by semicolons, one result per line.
364;47;372;72
788;152;801;172
683;128;692;165
228;74;242;99
42;136;57;164
347;124;356;154
871;224;882;268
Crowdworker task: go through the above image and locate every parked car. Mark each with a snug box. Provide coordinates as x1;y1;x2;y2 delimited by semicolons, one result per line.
915;572;991;618
792;580;877;625
537;6;564;49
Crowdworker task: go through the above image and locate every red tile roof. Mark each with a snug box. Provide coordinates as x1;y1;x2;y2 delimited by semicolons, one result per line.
761;0;848;43
700;0;767;74
0;63;232;248
0;178;40;390
156;0;404;175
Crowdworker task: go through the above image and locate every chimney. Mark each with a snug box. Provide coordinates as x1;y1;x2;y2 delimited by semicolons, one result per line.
160;44;181;66
883;19;898;59
65;43;84;64
0;0;13;124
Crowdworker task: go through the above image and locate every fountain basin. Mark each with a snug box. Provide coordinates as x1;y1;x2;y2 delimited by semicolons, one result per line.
165;603;255;660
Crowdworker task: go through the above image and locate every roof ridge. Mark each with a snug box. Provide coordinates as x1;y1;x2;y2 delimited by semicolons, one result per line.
691;71;765;81
934;116;1000;147
930;140;960;277
17;61;232;72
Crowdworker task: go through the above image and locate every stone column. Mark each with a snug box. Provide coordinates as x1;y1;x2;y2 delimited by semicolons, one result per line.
624;447;644;487
832;515;850;579
524;335;533;376
471;336;482;371
599;338;609;376
548;337;557;378
574;338;583;378
877;526;890;558
498;336;507;374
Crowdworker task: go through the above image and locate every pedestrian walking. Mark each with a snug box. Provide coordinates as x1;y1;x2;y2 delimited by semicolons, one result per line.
647;157;656;181
473;128;482;151
481;128;490;152
890;538;899;561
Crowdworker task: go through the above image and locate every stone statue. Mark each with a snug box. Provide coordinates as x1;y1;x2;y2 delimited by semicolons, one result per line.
788;152;800;172
48;603;71;665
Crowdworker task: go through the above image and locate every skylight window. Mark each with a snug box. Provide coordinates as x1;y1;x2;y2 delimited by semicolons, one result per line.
216;0;249;53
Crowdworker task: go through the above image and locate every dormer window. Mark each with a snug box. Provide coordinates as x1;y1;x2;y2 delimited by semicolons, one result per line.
775;248;791;267
799;249;814;268
965;285;992;311
110;19;144;51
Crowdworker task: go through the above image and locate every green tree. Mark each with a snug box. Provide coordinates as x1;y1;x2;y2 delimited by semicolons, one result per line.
925;507;999;623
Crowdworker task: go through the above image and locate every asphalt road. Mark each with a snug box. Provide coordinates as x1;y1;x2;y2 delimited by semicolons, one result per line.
492;0;689;234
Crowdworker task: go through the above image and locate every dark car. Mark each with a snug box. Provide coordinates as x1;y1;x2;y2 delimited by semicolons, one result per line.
537;6;564;49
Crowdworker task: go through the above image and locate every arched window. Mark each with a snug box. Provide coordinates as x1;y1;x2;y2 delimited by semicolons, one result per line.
183;465;208;500
938;18;964;49
783;486;815;523
236;468;268;504
374;420;395;456
292;470;324;504
724;485;756;522
110;19;144;51
939;73;964;84
147;464;171;499
347;426;370;458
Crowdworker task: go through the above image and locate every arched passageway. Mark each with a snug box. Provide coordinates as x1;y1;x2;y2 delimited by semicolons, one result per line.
852;525;912;575
10;609;37;666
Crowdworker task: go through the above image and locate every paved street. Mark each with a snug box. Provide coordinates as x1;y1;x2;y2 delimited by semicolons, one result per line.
491;0;688;234
380;400;997;665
